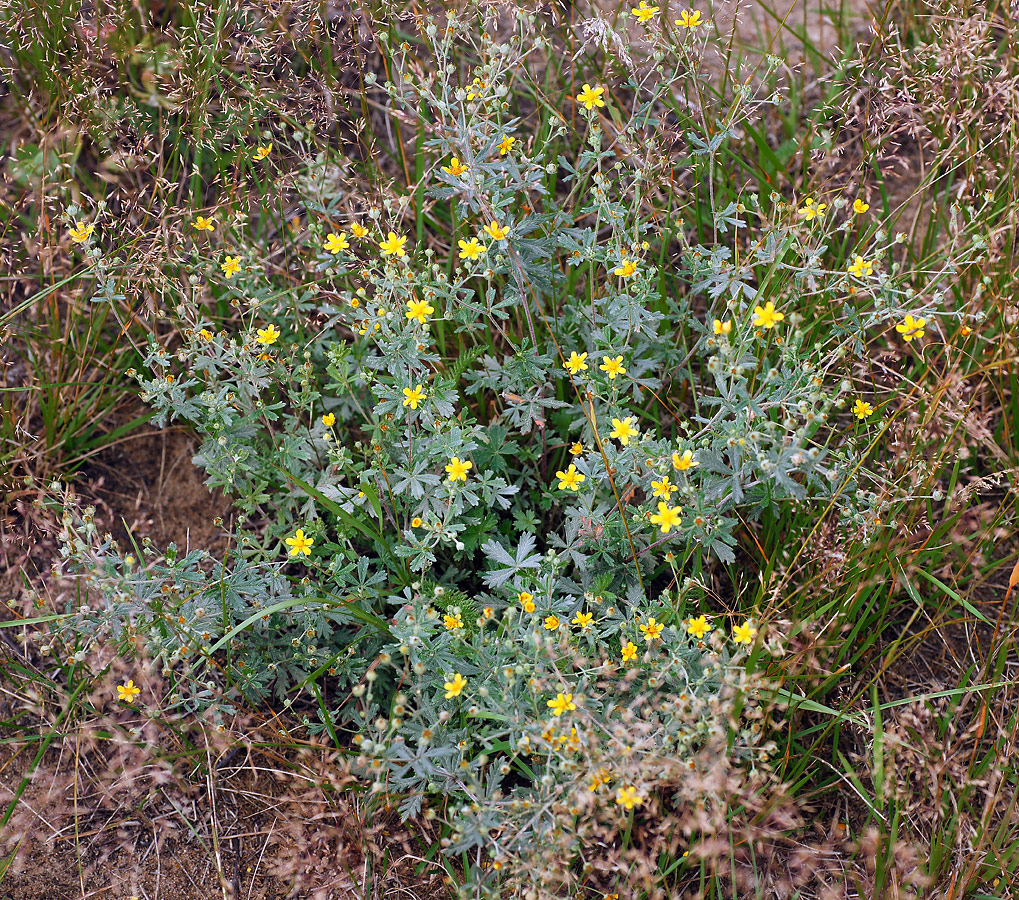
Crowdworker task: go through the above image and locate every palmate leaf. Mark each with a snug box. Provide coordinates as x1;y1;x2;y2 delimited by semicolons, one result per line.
481;532;542;588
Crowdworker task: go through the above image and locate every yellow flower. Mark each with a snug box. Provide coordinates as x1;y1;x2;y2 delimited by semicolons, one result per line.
547;692;577;716
609;416;638;446
576;83;606;110
676;8;702;27
351;222;369;238
613;259;637;278
406;298;435;324
519;591;536;613
199;328;214;341
600;356;626;379
379;231;408;258
402;384;426;409
590;768;612;790
572;611;593;629
285;529;314;557
564;351;589;375
713;318;732;335
221;255;242;278
411;517;423;528
639;616;664;641
444;612;464;630
686;615;711;639
442;157;468;176
117;680;141;702
650;502;682;533
651;475;678;499
193;216;215;232
798;197;827;220
615;786;643;810
621;640;638;662
322;412;336;427
324;232;350;254
483;220;509;241
853;399;874;420
445;457;473;482
896;314;926;342
497;135;515;155
444;673;467;699
482;607;494;620
631;1;659;22
672;449;698;471
555;464;585;491
253;143;272;160
569;442;584;455
733;621;757;645
458;237;486;260
256;324;281;345
847;255;873;277
753;301;784;330
853;198;870;214
544;614;560;631
69;222;95;243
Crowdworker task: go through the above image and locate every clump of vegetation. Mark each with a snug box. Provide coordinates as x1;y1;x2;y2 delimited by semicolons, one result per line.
3;0;1019;896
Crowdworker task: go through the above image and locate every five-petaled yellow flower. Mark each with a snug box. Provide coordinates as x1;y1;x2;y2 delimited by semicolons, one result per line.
853;198;870;214
497;135;516;155
483;220;510;241
253;143;272;160
686;615;711;639
324;232;350;254
614;259;638;278
676;9;702;28
444;673;467;699
519;591;536;613
402;384;426;409
193;216;215;232
576;83;606;110
199;328;213;341
379;231;408;258
285;529;314;557
632;1;659;23
570;442;584;455
556;464;585;491
639;617;664;641
609;416;638;446
615;786;643;810
406;298;435;324
853;399;874;420
458;237;486;260
733;621;757;645
445;457;473;482
672;449;699;471
651;475;678;499
544;614;560;631
547;692;577;716
256;324;281;345
573;611;594;629
896;314;926;342
117;680;141;702
753;301;785;330
713;318;732;335
444;612;464;631
564;351;589;375
69;222;95;243
798;197;827;221
322;413;336;426
351;222;368;238
621;641;638;662
600;356;626;379
221;255;242;278
442;157;468;176
848;255;873;277
650;502;682;533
